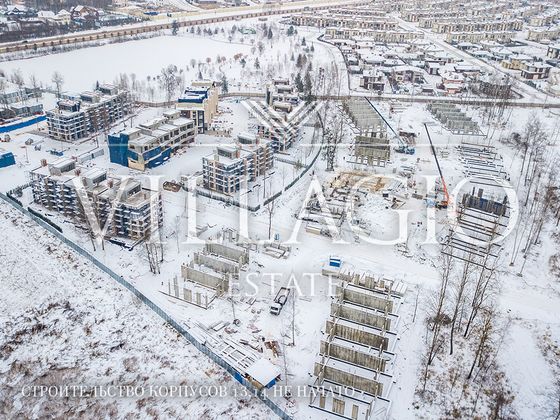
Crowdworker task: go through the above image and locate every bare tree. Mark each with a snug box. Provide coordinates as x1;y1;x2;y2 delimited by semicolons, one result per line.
10;69;25;105
463;257;499;338
52;71;64;99
422;251;453;391
159;65;180;103
467;307;494;380
28;74;40;103
0;78;9;110
449;251;474;355
265;199;275;240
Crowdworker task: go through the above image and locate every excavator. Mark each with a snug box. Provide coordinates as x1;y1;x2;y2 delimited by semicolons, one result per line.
423;123;449;209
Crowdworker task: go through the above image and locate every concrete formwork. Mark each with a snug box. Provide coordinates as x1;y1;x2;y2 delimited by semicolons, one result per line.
181;264;229;293
427;102;480;135
162;276;216;309
320;337;389;372
205;242;250;265
331;301;393;331
326;318;390;351
336;283;394;313
313;357;384;396
339;269;407;297
193;251;240;279
343;97;391;167
310;267;407;420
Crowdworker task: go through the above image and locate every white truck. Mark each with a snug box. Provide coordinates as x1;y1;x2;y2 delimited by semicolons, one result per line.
270;287;291;315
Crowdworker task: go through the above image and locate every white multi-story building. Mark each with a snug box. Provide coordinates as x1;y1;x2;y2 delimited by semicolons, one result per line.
176;80;219;133
46;84;130;142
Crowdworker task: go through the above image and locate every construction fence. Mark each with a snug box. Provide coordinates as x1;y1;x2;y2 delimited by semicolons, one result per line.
0;191;291;420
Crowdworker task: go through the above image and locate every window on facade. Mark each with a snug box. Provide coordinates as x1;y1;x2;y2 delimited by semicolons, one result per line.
332;398;345;415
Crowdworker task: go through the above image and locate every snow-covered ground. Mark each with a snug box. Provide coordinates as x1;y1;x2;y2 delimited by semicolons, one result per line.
0;19;340;101
0;202;272;419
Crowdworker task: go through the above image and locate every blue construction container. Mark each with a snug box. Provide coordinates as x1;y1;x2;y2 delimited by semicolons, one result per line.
0;150;15;168
329;256;342;268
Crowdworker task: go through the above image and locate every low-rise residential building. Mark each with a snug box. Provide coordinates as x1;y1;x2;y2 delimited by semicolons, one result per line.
527;24;560;42
446;31;515;43
528;9;560;27
520;62;551;80
389;66;425;84
201;133;273;195
9;102;43;117
325;27;424;43
46;84;129;142
431;19;523;34
30;158;162;241
0;76;42;105
440;71;465;94
202;133;274;195
501;53;533;70
360;69;385;92
291;12;399;31
177;80;219;133
108;110;196;171
547;43;560;59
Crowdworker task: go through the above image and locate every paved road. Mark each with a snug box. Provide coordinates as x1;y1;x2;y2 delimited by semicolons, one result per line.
221;91;559;108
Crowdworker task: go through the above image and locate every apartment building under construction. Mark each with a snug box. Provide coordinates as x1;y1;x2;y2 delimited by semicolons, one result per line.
202;133;274;195
46;84;130;142
29;158;162;241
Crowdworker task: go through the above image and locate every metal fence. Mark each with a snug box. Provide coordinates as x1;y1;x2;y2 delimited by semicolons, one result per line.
0;115;46;133
0;191;291;420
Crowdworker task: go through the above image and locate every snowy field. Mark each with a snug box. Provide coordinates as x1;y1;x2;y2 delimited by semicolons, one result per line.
0;19;343;101
0;202;272;419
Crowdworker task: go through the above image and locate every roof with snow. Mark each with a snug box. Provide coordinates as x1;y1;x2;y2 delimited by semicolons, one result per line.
245;359;281;387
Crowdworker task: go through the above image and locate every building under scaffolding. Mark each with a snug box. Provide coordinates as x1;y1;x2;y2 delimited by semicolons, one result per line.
309;269;407;419
343;98;391;167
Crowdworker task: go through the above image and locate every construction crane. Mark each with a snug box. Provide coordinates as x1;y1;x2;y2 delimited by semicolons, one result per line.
423;123;449;209
364;97;415;155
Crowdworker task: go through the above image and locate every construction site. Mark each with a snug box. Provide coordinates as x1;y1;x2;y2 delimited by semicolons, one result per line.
0;7;558;418
309;262;407;419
